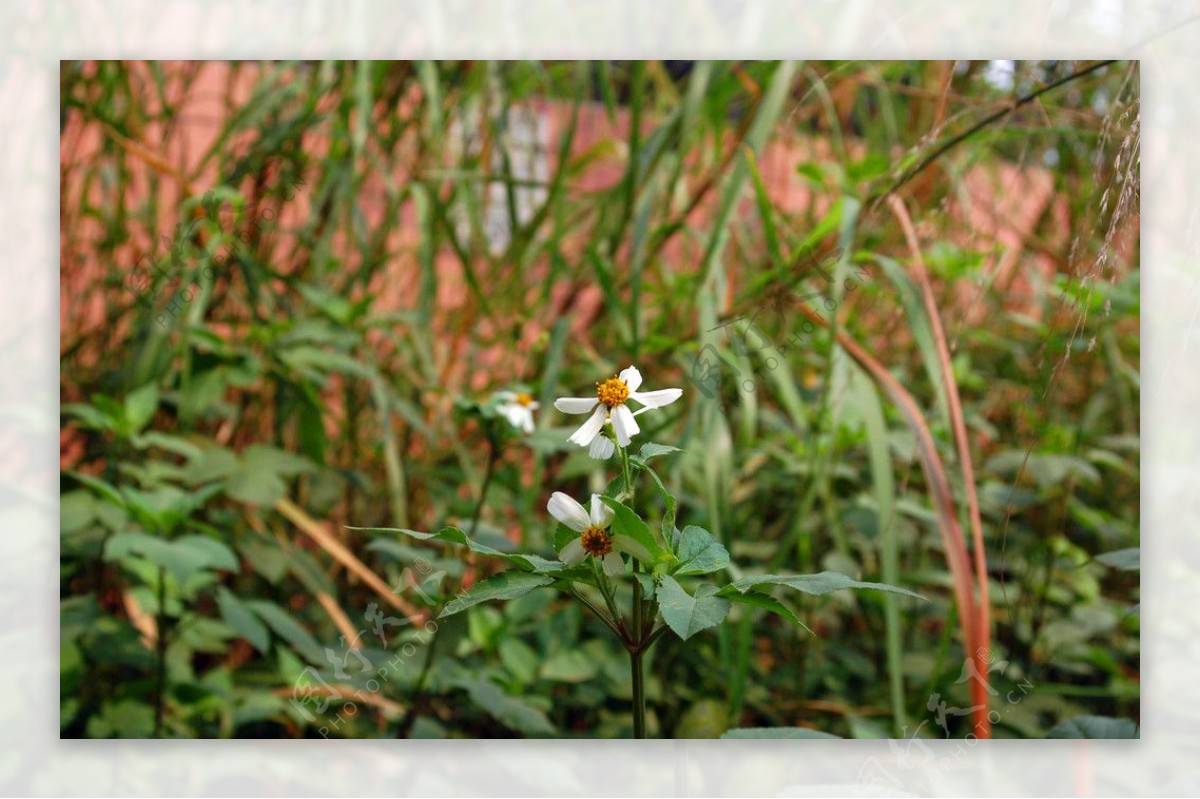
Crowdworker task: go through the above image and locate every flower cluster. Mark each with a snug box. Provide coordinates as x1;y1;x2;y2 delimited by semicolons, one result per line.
548;364;681;569
492;364;682;572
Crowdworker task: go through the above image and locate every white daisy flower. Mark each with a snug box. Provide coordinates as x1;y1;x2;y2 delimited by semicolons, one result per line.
553;365;682;450
495;391;539;434
548;491;654;576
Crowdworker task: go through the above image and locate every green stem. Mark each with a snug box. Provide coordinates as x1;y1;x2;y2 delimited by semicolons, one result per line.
468;433;499;537
619;442;634;501
631;557;646;737
153;565;168;738
569;586;624;641
630;646;646;738
590;559;628;639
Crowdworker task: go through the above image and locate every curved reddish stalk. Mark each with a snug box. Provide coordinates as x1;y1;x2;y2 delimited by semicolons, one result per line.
795;301;989;736
888;195;992;735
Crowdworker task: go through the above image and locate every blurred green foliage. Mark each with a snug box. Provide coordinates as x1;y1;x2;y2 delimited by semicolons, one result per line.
60;60;1138;739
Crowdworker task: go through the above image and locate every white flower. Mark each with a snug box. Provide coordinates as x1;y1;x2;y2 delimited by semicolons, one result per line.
588;434;615;460
495;391;539;434
553;365;682;450
547;491;653;576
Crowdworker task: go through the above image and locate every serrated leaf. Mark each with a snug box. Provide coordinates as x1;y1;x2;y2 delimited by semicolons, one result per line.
673;525;729;576
598;496;666;563
636;442;682;461
721;727;840;739
439;571;554;618
352;525;564;574
726;591;812;633
634;572;656;600
1046;715;1139;739
723;571;925;601
658;575;731;641
1096;547;1139;571
634;459;678;539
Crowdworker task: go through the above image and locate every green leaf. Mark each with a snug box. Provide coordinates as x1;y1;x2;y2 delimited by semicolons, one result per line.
721;727;841;739
1096;547;1139;571
247;599;325;664
675;698;729;739
69;471;126;509
217;588;270;653
439;571;555;618
723;571;925;601
351;525;563;574
598;496;666;563
540;649;599;683
633;460;678;540
86;699;156;738
726;591;812;633
124;382;159;434
455;677;555;736
1047;715;1139;739
173;534;239;572
636;442;682;461
498;638;540;684
242;444;314;477
673;525;729;576
104;532;237;584
658;575;731;641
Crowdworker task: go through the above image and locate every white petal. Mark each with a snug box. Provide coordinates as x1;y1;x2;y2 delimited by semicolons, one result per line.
495;391;516;402
602;552;625;576
629;388;683;409
520;410;534;434
559;538;586;565
618;365;643;393
547;491;591;532
567;406;606;446
610;404;640;447
589;494;614;529
527;401;540;411
613;534;654;564
588;435;615;460
554;397;599;414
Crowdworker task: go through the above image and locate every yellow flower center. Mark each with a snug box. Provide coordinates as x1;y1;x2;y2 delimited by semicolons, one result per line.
515;392;534;407
580;526;613;557
595;376;629;408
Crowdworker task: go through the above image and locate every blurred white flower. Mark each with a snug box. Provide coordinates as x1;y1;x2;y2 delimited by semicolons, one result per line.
554;365;682;450
548;491;652;576
495;391;538;434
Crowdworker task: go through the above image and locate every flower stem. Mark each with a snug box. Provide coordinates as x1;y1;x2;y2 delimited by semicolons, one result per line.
631;557;647;738
468;433;499;538
630;646;646;738
619;442;634;501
